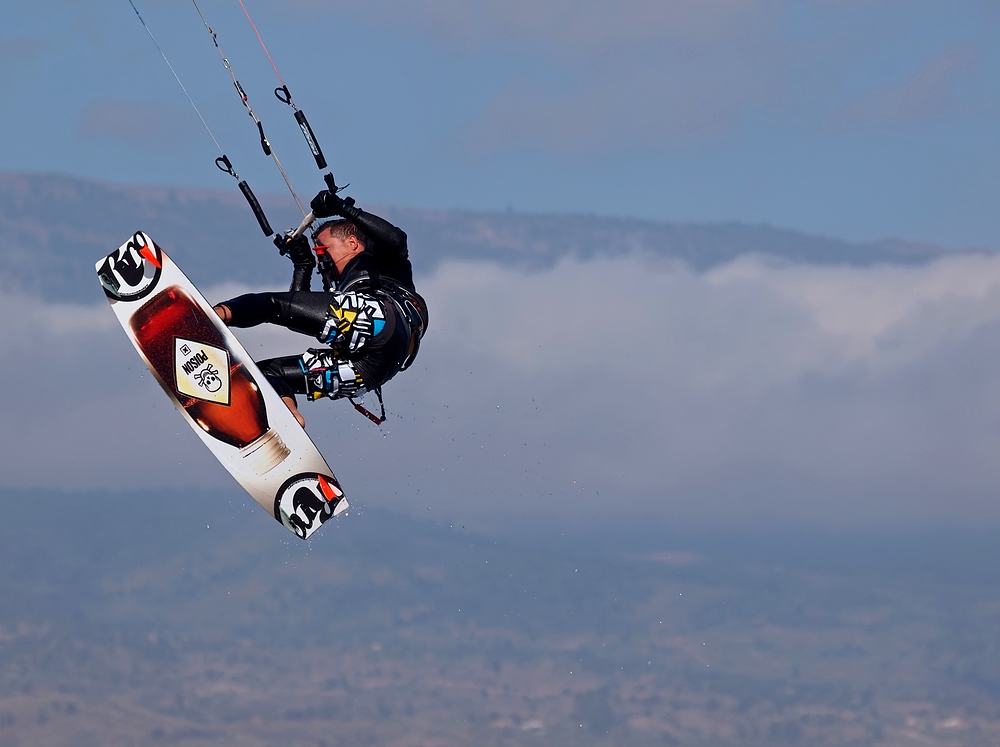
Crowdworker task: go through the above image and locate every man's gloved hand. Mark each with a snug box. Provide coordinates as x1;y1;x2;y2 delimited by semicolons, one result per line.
276;231;315;292
310;189;357;219
274;232;314;266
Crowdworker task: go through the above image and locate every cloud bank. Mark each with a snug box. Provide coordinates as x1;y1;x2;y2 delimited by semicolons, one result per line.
6;253;1000;532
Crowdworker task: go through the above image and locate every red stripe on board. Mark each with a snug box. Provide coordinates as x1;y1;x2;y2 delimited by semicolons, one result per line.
139;245;162;269
317;475;336;502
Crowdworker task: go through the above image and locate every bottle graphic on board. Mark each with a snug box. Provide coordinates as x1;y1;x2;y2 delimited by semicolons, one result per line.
129;285;289;476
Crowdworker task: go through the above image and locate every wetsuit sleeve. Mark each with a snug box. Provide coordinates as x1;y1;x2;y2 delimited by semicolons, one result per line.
351;209;407;258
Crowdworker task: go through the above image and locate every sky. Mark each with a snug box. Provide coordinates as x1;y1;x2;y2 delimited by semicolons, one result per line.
4;1;1000;535
2;0;1000;248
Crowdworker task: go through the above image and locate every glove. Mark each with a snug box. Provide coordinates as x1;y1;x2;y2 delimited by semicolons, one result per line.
310;189;357;219
274;232;315;292
274;232;314;267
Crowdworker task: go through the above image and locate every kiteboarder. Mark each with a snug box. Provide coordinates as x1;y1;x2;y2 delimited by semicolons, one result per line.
214;189;427;427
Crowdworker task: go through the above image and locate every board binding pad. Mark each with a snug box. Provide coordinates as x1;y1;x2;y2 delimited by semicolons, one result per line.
97;231;348;540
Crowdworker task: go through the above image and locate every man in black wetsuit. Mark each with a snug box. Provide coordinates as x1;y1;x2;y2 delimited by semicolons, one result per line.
213;189;427;427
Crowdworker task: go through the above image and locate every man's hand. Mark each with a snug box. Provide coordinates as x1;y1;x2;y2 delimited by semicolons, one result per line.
275;232;313;263
310;189;357;219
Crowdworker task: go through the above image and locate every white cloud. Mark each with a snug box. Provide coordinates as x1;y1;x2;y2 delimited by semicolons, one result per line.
423;252;1000;383
377;252;1000;529
5;256;1000;532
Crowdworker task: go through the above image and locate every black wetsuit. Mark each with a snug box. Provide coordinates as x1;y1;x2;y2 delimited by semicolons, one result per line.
220;207;426;405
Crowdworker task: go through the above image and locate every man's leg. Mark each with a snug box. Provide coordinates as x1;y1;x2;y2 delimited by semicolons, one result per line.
254;356;311;428
258;350;366;410
299;349;367;401
214;303;232;324
283;397;305;427
215;292;369;425
214;291;332;337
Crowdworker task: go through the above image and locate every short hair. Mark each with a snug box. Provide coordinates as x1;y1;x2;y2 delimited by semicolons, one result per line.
315;219;367;249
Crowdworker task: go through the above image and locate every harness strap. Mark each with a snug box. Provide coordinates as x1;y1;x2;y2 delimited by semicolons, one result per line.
349;387;386;425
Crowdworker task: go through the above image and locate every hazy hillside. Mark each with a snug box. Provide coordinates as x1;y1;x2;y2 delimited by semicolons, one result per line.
0;171;954;303
1;489;1000;746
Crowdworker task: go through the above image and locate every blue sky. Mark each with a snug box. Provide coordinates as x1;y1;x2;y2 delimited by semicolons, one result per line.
3;0;1000;248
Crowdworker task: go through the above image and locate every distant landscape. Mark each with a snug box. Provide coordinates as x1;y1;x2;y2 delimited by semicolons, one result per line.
1;490;1000;746
3;171;1000;746
0;170;961;304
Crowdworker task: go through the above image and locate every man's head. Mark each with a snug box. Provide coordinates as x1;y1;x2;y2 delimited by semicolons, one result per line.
315;219;367;272
316;219;367;249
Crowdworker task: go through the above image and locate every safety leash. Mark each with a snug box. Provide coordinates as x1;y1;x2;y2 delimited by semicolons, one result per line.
349;388;387;426
126;0;273;236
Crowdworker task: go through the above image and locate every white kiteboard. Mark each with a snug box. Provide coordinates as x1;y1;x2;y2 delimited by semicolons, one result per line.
97;231;348;540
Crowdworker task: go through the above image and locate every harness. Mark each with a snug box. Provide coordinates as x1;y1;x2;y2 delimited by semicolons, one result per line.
379;278;429;372
321;268;427;426
350;282;426;426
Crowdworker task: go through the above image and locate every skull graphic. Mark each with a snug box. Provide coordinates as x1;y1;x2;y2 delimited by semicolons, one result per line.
194;364;223;393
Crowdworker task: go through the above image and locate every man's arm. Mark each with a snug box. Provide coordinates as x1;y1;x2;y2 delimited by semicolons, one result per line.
311;190;407;257
350;208;407;258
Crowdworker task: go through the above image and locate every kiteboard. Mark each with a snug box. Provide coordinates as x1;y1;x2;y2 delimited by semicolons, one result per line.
96;231;348;540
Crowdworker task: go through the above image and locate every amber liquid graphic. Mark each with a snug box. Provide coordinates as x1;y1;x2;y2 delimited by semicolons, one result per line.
129;286;290;475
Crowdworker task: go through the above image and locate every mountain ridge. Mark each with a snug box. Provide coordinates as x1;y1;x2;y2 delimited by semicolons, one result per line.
0;170;971;303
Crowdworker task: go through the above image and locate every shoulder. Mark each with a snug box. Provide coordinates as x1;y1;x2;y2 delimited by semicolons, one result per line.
337;252;378;293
